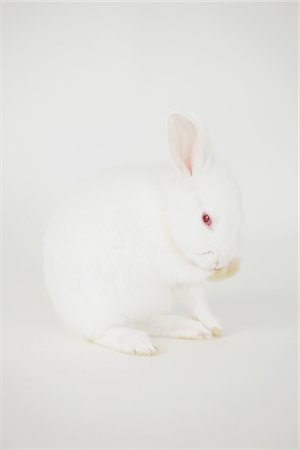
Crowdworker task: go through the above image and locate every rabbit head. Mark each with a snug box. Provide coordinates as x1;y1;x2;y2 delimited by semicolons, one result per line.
166;113;242;273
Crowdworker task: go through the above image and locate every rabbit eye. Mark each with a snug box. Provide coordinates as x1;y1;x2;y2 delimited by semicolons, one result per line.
202;213;212;227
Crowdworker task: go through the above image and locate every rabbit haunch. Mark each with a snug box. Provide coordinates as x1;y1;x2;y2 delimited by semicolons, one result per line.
43;113;242;355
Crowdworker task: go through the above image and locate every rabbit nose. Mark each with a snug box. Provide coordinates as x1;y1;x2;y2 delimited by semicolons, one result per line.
214;260;222;270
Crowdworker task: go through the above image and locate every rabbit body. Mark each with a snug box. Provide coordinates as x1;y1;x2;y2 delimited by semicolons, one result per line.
44;114;242;355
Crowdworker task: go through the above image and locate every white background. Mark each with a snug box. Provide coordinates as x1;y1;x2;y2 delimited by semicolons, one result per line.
3;2;298;449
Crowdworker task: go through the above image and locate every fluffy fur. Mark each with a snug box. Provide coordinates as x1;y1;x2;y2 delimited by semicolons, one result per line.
43;113;242;355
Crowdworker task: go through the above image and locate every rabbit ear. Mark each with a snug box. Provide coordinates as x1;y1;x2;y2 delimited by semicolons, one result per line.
168;113;209;176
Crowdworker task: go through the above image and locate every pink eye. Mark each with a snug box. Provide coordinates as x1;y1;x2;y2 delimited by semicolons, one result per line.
202;213;212;227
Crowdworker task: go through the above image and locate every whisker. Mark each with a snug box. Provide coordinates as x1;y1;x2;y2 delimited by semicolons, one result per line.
196;251;214;256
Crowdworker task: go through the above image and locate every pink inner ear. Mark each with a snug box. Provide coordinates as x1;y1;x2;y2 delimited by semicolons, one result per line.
179;128;194;176
184;156;193;175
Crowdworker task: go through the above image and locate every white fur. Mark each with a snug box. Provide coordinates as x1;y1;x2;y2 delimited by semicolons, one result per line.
43;113;242;355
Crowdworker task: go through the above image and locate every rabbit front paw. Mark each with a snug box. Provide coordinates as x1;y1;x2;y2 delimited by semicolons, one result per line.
192;315;224;337
148;316;213;340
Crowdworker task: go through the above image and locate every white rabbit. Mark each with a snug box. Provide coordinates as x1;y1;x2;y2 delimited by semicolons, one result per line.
43;113;242;355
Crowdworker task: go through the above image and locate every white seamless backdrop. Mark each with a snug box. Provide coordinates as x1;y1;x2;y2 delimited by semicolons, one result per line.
5;3;298;242
3;3;298;449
